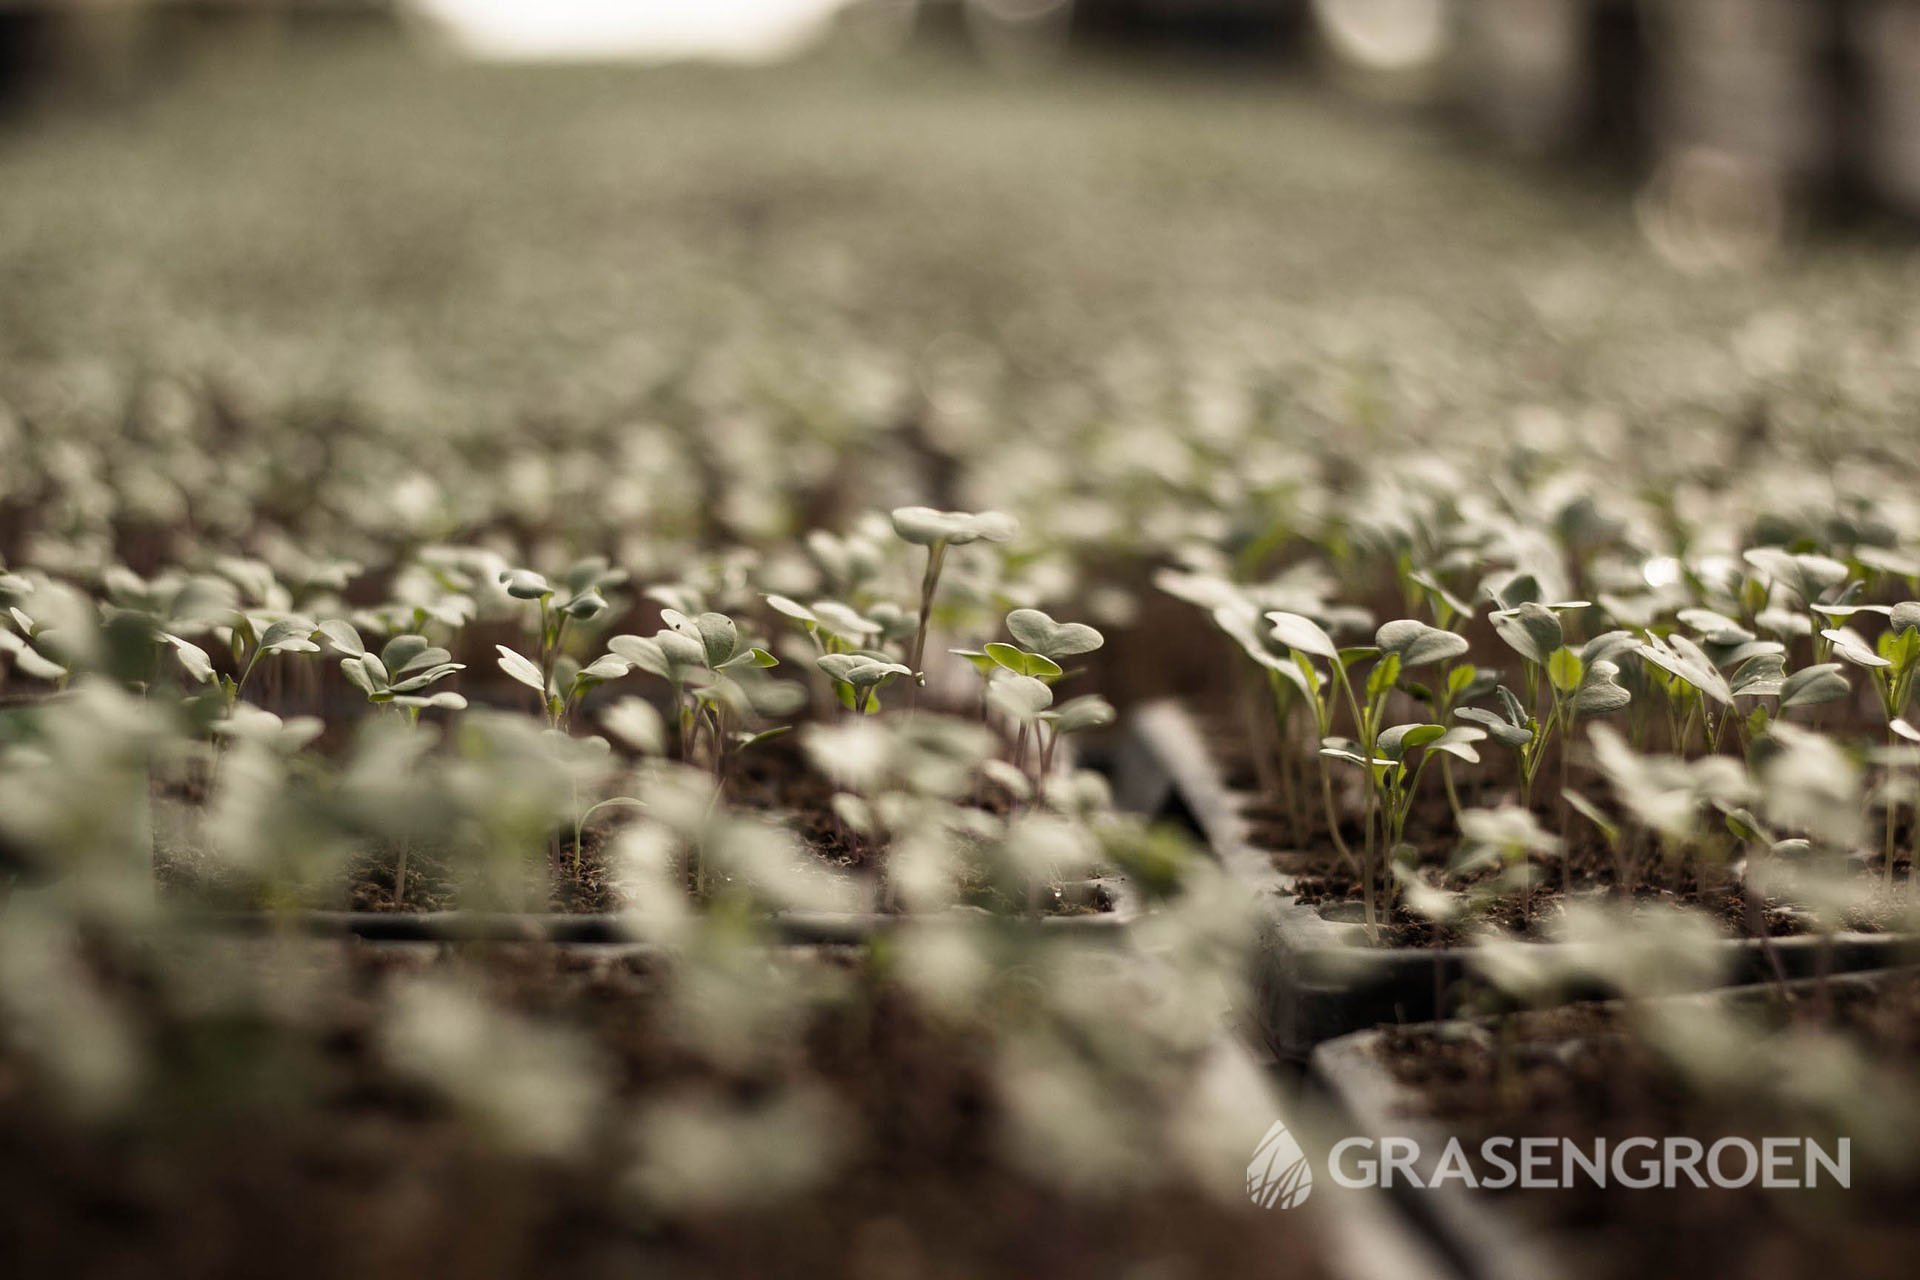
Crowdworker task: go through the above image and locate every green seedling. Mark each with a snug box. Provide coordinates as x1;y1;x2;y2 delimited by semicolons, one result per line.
495;558;628;729
319;622;466;905
322;622;467;718
1823;601;1920;884
1450;805;1561;922
816;652;913;714
615;610;791;779
889;506;1017;702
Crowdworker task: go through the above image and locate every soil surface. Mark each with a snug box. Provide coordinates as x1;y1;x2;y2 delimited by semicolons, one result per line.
1373;973;1920;1280
0;941;1323;1280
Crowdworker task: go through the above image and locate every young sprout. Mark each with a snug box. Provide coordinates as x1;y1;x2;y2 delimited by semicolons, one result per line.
321;622;466;905
950;609;1109;798
4;587;81;686
1470;599;1632;820
888;506;1017;701
816;653;913;714
495;559;628;729
1277;612;1477;928
1589;723;1751;901
557;696;665;878
1322;718;1484;928
1258;610;1356;871
765;595;882;656
1378;616;1476;816
322;623;467;720
1451;805;1561;923
614;610;792;788
1824;601;1920;885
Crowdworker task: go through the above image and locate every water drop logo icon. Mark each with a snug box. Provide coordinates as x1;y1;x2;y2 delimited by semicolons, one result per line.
1248;1120;1313;1209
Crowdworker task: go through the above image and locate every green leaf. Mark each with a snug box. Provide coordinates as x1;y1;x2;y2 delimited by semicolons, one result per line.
1579;630;1639;665
985;642;1063;681
164;634;215;684
1563;790;1618;843
1006;608;1104;660
816;653;912;691
13;644;64;681
765;594;817;624
695;612;739;666
381;633;433;673
1375;618;1470;669
500;569;553;600
654;629;709;673
1290;651;1323;698
1044;694;1116;734
1822;627;1891;669
1878;626;1920;671
389;662;464;693
1573;660;1632;715
258;617;320;655
950;648;995;676
1779;663;1850;710
1447;663;1477;696
495;645;547;694
318;619;365;657
1730;653;1787;699
987;674;1053;720
1457;706;1532;748
340;656;379;696
1265;611;1339;660
602;697;665;754
889;506;1018;547
1490;602;1563;666
607;634;670;680
734;726;793;751
573;654;633;687
1546;646;1584;695
1377;722;1445;760
1636;632;1732;706
1427;725;1485;763
562;589;608;620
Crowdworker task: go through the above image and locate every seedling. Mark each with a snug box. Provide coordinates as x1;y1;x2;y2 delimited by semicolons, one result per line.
1473;597;1632;815
815;653;913;715
613;610;793;787
1451;805;1561;921
322;622;467;719
943;609;1111;800
1823;601;1920;884
318;622;466;903
889;506;1017;701
494;558;629;729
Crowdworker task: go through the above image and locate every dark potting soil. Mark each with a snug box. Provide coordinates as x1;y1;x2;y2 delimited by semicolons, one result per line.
1372;974;1920;1280
0;942;1327;1280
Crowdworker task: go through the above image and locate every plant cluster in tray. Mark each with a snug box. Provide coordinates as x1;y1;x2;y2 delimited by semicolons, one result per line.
1;507;1159;925
1164;529;1920;952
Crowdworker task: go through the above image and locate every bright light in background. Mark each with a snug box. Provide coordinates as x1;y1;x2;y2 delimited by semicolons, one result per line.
1311;0;1448;73
408;0;860;63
